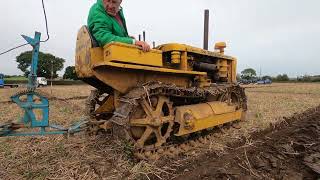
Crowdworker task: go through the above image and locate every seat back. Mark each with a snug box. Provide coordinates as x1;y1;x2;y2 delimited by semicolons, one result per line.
75;26;97;78
85;26;99;47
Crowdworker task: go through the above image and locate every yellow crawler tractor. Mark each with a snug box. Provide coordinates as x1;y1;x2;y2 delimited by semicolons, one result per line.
75;12;246;159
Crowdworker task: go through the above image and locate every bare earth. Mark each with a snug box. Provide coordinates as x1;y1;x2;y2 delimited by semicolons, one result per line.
174;106;320;180
0;83;319;179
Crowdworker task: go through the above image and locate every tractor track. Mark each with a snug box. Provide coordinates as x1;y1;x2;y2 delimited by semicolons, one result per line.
133;120;241;160
94;82;247;160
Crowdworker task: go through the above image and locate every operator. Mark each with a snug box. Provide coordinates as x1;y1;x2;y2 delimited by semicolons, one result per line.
88;0;150;52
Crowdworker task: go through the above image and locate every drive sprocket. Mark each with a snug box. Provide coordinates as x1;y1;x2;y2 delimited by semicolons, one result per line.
129;95;175;149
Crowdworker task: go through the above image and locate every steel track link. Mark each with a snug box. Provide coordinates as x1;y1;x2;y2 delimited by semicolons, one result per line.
133;120;240;160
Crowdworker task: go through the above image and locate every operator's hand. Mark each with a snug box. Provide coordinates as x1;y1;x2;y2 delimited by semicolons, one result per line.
135;41;151;52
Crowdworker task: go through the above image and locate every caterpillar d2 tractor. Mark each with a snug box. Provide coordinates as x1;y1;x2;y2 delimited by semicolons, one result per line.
75;23;247;159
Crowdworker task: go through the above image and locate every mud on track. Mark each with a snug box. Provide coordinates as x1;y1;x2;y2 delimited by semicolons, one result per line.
175;106;320;180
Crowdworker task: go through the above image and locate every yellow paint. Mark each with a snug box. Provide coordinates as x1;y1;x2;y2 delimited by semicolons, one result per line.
99;121;113;131
175;102;240;136
103;42;163;67
218;59;228;78
231;58;237;83
158;43;235;60
93;61;206;76
90;47;103;69
175;102;236;122
195;76;211;88
95;95;114;114
180;51;188;71
93;67;191;93
75;26;94;78
74;26;245;138
75;26;239;93
214;42;227;54
176;110;243;136
158;43;238;83
86;42;207;77
171;51;181;64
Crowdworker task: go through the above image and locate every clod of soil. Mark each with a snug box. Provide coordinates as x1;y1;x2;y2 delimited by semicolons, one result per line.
175;106;320;180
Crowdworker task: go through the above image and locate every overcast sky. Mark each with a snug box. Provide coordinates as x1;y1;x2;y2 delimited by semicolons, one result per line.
0;0;319;77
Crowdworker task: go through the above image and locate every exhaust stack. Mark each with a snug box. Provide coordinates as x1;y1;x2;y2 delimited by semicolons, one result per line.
203;9;209;50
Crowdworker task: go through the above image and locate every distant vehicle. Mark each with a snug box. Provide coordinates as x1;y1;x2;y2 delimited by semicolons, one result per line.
0;74;19;88
239;79;250;84
239;78;258;85
36;77;48;87
257;79;272;85
264;79;272;84
250;78;258;84
0;74;4;88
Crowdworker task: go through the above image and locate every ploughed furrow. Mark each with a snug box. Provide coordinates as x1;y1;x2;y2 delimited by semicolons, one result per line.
174;105;320;180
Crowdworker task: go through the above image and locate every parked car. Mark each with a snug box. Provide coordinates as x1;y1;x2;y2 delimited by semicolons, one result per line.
239;79;250;84
257;79;272;85
239;78;259;84
264;79;272;84
0;74;4;88
36;77;48;87
257;80;265;84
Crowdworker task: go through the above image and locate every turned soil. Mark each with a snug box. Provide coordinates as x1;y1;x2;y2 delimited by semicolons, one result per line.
175;106;320;180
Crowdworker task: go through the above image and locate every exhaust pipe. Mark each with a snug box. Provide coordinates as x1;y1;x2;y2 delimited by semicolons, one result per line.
203;9;209;50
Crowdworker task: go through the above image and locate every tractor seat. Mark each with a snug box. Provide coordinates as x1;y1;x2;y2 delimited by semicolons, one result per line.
85;26;99;48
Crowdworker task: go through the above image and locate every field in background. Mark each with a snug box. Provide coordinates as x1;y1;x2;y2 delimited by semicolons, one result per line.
3;77;28;81
0;83;319;179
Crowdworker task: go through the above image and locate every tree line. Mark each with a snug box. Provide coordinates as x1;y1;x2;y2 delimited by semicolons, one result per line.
5;51;320;83
12;50;78;80
239;68;320;82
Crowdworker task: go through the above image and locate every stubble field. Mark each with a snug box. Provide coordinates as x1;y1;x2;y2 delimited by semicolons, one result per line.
0;83;319;179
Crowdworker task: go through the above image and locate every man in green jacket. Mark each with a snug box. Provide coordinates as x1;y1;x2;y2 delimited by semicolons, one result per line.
88;0;150;52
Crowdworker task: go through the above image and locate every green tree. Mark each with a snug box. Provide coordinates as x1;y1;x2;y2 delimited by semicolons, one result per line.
297;75;309;82
276;74;289;81
63;66;78;80
241;68;257;80
16;51;65;78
